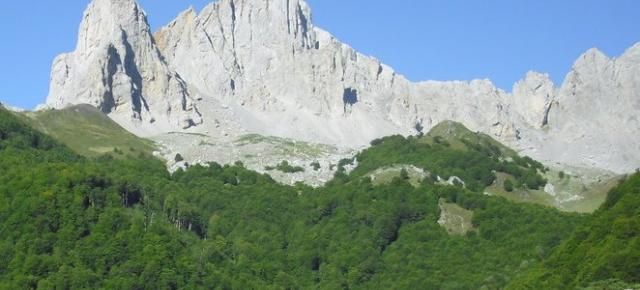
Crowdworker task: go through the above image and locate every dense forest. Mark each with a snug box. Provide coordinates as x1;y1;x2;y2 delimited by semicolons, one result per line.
507;173;640;289
0;107;637;289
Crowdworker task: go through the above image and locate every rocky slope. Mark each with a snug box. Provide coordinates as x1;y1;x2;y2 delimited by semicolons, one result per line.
46;0;640;174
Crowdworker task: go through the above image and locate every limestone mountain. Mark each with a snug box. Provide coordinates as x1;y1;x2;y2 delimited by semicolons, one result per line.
46;0;202;135
46;0;640;174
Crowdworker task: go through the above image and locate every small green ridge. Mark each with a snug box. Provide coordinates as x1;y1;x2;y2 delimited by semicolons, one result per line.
20;104;156;158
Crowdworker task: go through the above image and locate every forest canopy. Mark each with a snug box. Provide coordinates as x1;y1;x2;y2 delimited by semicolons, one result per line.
0;108;636;289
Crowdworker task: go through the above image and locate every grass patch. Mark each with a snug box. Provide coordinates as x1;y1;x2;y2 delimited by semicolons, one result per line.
437;199;475;235
368;165;426;187
235;134;335;158
485;172;556;207
22;105;156;158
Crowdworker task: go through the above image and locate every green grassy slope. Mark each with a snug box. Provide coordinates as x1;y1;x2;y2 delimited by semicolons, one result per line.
20;104;156;158
422;120;517;156
422;121;619;213
507;173;640;289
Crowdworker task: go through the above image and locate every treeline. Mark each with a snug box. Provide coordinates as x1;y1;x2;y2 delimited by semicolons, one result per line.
507;172;640;289
0;108;634;289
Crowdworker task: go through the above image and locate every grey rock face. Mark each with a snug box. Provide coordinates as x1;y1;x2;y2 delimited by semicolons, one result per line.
542;45;640;172
47;0;640;174
46;0;201;135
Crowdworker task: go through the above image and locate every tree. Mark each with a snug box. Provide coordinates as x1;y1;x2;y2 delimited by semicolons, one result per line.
400;169;409;180
504;179;514;192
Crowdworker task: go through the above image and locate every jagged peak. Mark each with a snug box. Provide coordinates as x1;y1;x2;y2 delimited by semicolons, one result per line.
618;42;640;62
166;6;197;28
78;0;153;51
174;5;197;20
625;42;640;53
583;47;608;57
193;0;314;34
85;0;147;19
524;71;551;80
184;5;196;14
572;47;611;68
514;71;555;90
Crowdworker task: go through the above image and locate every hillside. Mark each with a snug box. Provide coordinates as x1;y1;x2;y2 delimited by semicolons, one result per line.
367;121;619;213
20;104;156;158
0;106;589;289
16;102;618;212
507;173;640;289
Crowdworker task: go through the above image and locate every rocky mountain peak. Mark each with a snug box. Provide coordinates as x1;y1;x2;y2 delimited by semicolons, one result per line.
76;0;148;49
47;0;202;135
512;71;556;128
45;0;640;174
572;47;611;73
618;42;640;65
196;0;315;40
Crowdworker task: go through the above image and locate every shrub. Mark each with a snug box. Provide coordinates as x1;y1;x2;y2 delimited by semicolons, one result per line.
267;161;305;173
504;179;514;192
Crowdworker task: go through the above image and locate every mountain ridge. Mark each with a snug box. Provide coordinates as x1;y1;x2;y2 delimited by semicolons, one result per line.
44;0;640;174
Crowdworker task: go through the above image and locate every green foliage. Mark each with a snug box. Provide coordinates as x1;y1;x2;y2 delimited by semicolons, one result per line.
310;161;321;171
399;168;409;180
580;279;640;290
22;105;156;158
265;160;305;173
350;134;546;192
508;173;640;289
504;179;514;192
0;109;603;289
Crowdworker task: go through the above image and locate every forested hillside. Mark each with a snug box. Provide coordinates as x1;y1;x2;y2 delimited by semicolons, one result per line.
508;173;640;289
0;107;635;289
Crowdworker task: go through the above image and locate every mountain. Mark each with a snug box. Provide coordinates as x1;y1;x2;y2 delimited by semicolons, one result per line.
45;0;640;175
46;0;202;135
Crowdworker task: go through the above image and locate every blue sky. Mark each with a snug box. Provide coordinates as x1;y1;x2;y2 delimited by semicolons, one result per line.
0;0;638;109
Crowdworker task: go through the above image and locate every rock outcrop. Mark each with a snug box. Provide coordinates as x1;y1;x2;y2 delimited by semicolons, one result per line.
46;0;201;135
542;45;640;171
46;0;640;174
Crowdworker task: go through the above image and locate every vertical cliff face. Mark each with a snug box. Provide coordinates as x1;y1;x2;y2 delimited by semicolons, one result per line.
46;0;640;174
46;0;201;135
512;72;556;128
153;0;408;145
152;0;523;147
541;45;640;171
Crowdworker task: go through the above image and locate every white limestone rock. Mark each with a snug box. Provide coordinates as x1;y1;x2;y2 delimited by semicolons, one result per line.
47;0;640;174
512;71;556;128
46;0;201;136
541;45;640;172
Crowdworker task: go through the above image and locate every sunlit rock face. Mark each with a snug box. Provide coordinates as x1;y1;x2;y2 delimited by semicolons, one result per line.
48;0;640;173
46;0;201;135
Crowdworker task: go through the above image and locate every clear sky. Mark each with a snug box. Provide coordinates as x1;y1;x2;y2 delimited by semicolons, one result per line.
0;0;638;109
